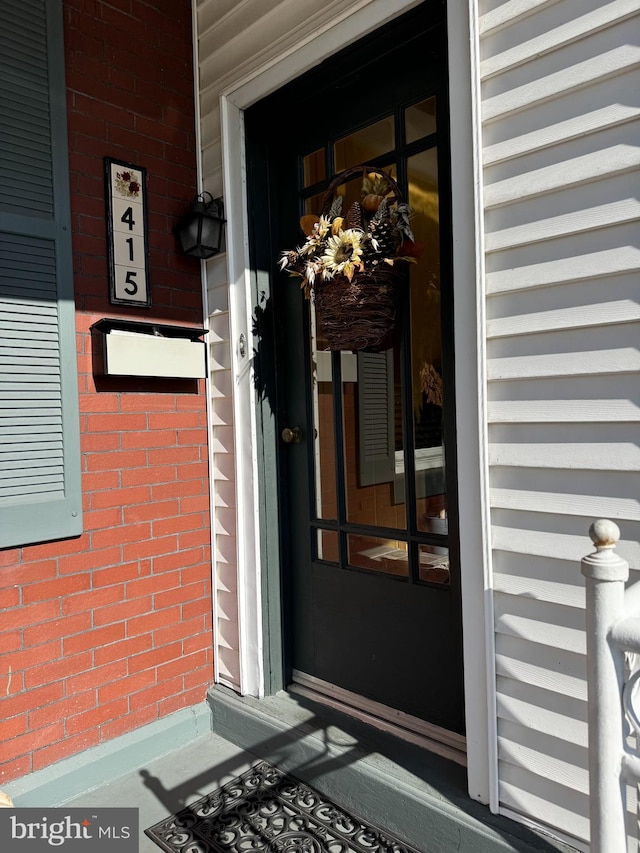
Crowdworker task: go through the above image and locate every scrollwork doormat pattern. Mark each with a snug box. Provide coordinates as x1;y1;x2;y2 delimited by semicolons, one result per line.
145;761;420;853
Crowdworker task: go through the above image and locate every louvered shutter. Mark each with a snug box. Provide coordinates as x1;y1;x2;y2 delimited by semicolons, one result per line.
357;350;395;487
0;0;82;548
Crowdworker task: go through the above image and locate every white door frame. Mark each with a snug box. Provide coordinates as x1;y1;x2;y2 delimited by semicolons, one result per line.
215;0;496;809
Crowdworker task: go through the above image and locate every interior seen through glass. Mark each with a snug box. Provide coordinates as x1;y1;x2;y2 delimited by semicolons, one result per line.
309;102;447;583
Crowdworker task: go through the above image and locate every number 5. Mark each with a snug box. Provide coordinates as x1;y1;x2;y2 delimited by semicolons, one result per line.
124;271;138;295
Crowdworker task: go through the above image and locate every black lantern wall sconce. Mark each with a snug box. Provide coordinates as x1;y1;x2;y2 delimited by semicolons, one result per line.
174;192;226;259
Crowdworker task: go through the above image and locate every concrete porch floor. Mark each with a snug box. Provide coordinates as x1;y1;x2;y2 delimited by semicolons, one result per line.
63;730;260;853
6;693;579;853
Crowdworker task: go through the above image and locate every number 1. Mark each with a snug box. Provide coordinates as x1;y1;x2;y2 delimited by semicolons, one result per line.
125;237;134;262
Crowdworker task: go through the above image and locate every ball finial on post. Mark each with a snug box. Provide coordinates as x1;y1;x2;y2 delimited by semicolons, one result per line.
589;519;620;550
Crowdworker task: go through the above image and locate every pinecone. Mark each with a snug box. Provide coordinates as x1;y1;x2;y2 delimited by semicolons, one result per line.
369;219;400;258
360;236;380;268
346;201;363;231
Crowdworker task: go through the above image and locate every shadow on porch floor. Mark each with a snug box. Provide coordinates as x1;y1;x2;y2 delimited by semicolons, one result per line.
63;730;260;853
55;687;580;853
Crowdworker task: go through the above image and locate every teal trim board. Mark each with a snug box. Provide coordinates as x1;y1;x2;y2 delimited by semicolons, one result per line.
207;687;578;853
4;703;213;807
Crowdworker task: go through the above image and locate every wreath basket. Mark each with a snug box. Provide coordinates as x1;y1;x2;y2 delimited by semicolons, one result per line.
313;264;401;352
280;165;418;353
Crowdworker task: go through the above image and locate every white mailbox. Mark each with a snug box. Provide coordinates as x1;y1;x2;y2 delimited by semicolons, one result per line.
91;319;207;379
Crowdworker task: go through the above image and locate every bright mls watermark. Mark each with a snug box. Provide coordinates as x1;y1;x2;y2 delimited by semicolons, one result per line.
0;808;138;851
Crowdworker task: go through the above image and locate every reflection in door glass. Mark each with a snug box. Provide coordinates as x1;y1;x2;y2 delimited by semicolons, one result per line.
343;344;406;531
407;148;447;534
328;168;397;231
305;192;325;217
347;533;409;577
334;116;395;172
317;529;339;563
310;307;338;521
405;97;437;143
303;148;325;187
419;542;449;585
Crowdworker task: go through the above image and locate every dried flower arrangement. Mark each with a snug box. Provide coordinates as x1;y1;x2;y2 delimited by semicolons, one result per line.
279;166;423;351
280;169;421;295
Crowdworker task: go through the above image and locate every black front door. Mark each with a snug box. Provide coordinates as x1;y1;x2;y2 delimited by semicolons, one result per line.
246;2;464;734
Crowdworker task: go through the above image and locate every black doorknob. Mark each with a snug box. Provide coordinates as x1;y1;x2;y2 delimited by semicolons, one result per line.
281;426;303;444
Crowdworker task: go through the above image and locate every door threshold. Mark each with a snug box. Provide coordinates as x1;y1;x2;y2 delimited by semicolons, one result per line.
290;670;466;767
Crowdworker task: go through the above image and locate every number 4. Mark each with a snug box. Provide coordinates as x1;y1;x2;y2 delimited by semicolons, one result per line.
121;207;135;230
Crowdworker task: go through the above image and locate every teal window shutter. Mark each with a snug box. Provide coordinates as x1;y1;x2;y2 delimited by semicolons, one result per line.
0;0;82;548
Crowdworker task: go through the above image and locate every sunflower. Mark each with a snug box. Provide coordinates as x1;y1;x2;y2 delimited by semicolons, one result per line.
321;229;364;281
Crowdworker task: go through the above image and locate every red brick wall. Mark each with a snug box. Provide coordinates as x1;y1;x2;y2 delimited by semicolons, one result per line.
0;0;214;785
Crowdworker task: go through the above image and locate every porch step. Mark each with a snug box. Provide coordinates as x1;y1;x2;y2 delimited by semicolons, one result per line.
208;685;578;853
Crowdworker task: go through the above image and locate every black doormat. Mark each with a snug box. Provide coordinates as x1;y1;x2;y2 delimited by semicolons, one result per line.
145;760;420;853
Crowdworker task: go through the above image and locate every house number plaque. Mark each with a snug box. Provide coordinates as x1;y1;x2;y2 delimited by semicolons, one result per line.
105;157;151;307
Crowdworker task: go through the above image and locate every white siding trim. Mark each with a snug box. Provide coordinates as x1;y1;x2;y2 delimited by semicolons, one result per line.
219;96;264;698
191;0;220;686
448;0;496;809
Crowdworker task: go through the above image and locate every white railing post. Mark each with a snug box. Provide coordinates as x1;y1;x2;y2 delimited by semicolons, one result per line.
582;519;630;852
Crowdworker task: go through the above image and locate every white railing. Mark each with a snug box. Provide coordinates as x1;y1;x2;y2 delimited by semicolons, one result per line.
582;519;640;852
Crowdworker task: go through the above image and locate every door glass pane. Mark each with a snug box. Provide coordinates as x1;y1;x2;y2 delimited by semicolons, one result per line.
305;192;325;217
344;342;406;530
311;307;338;521
334;115;395;171
419;542;449;585
405;97;437;143
331;166;398;228
317;529;339;563
347;534;409;577
407;147;446;534
303;148;325;186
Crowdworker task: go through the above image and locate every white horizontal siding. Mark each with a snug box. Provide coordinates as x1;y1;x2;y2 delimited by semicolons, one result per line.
196;0;639;843
499;765;590;847
480;0;639;79
494;591;585;653
496;633;587;700
496;675;588;747
488;399;640;423
488;348;640;379
491;488;639;520
490;442;640;471
498;717;589;793
479;0;640;843
488;295;640;337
